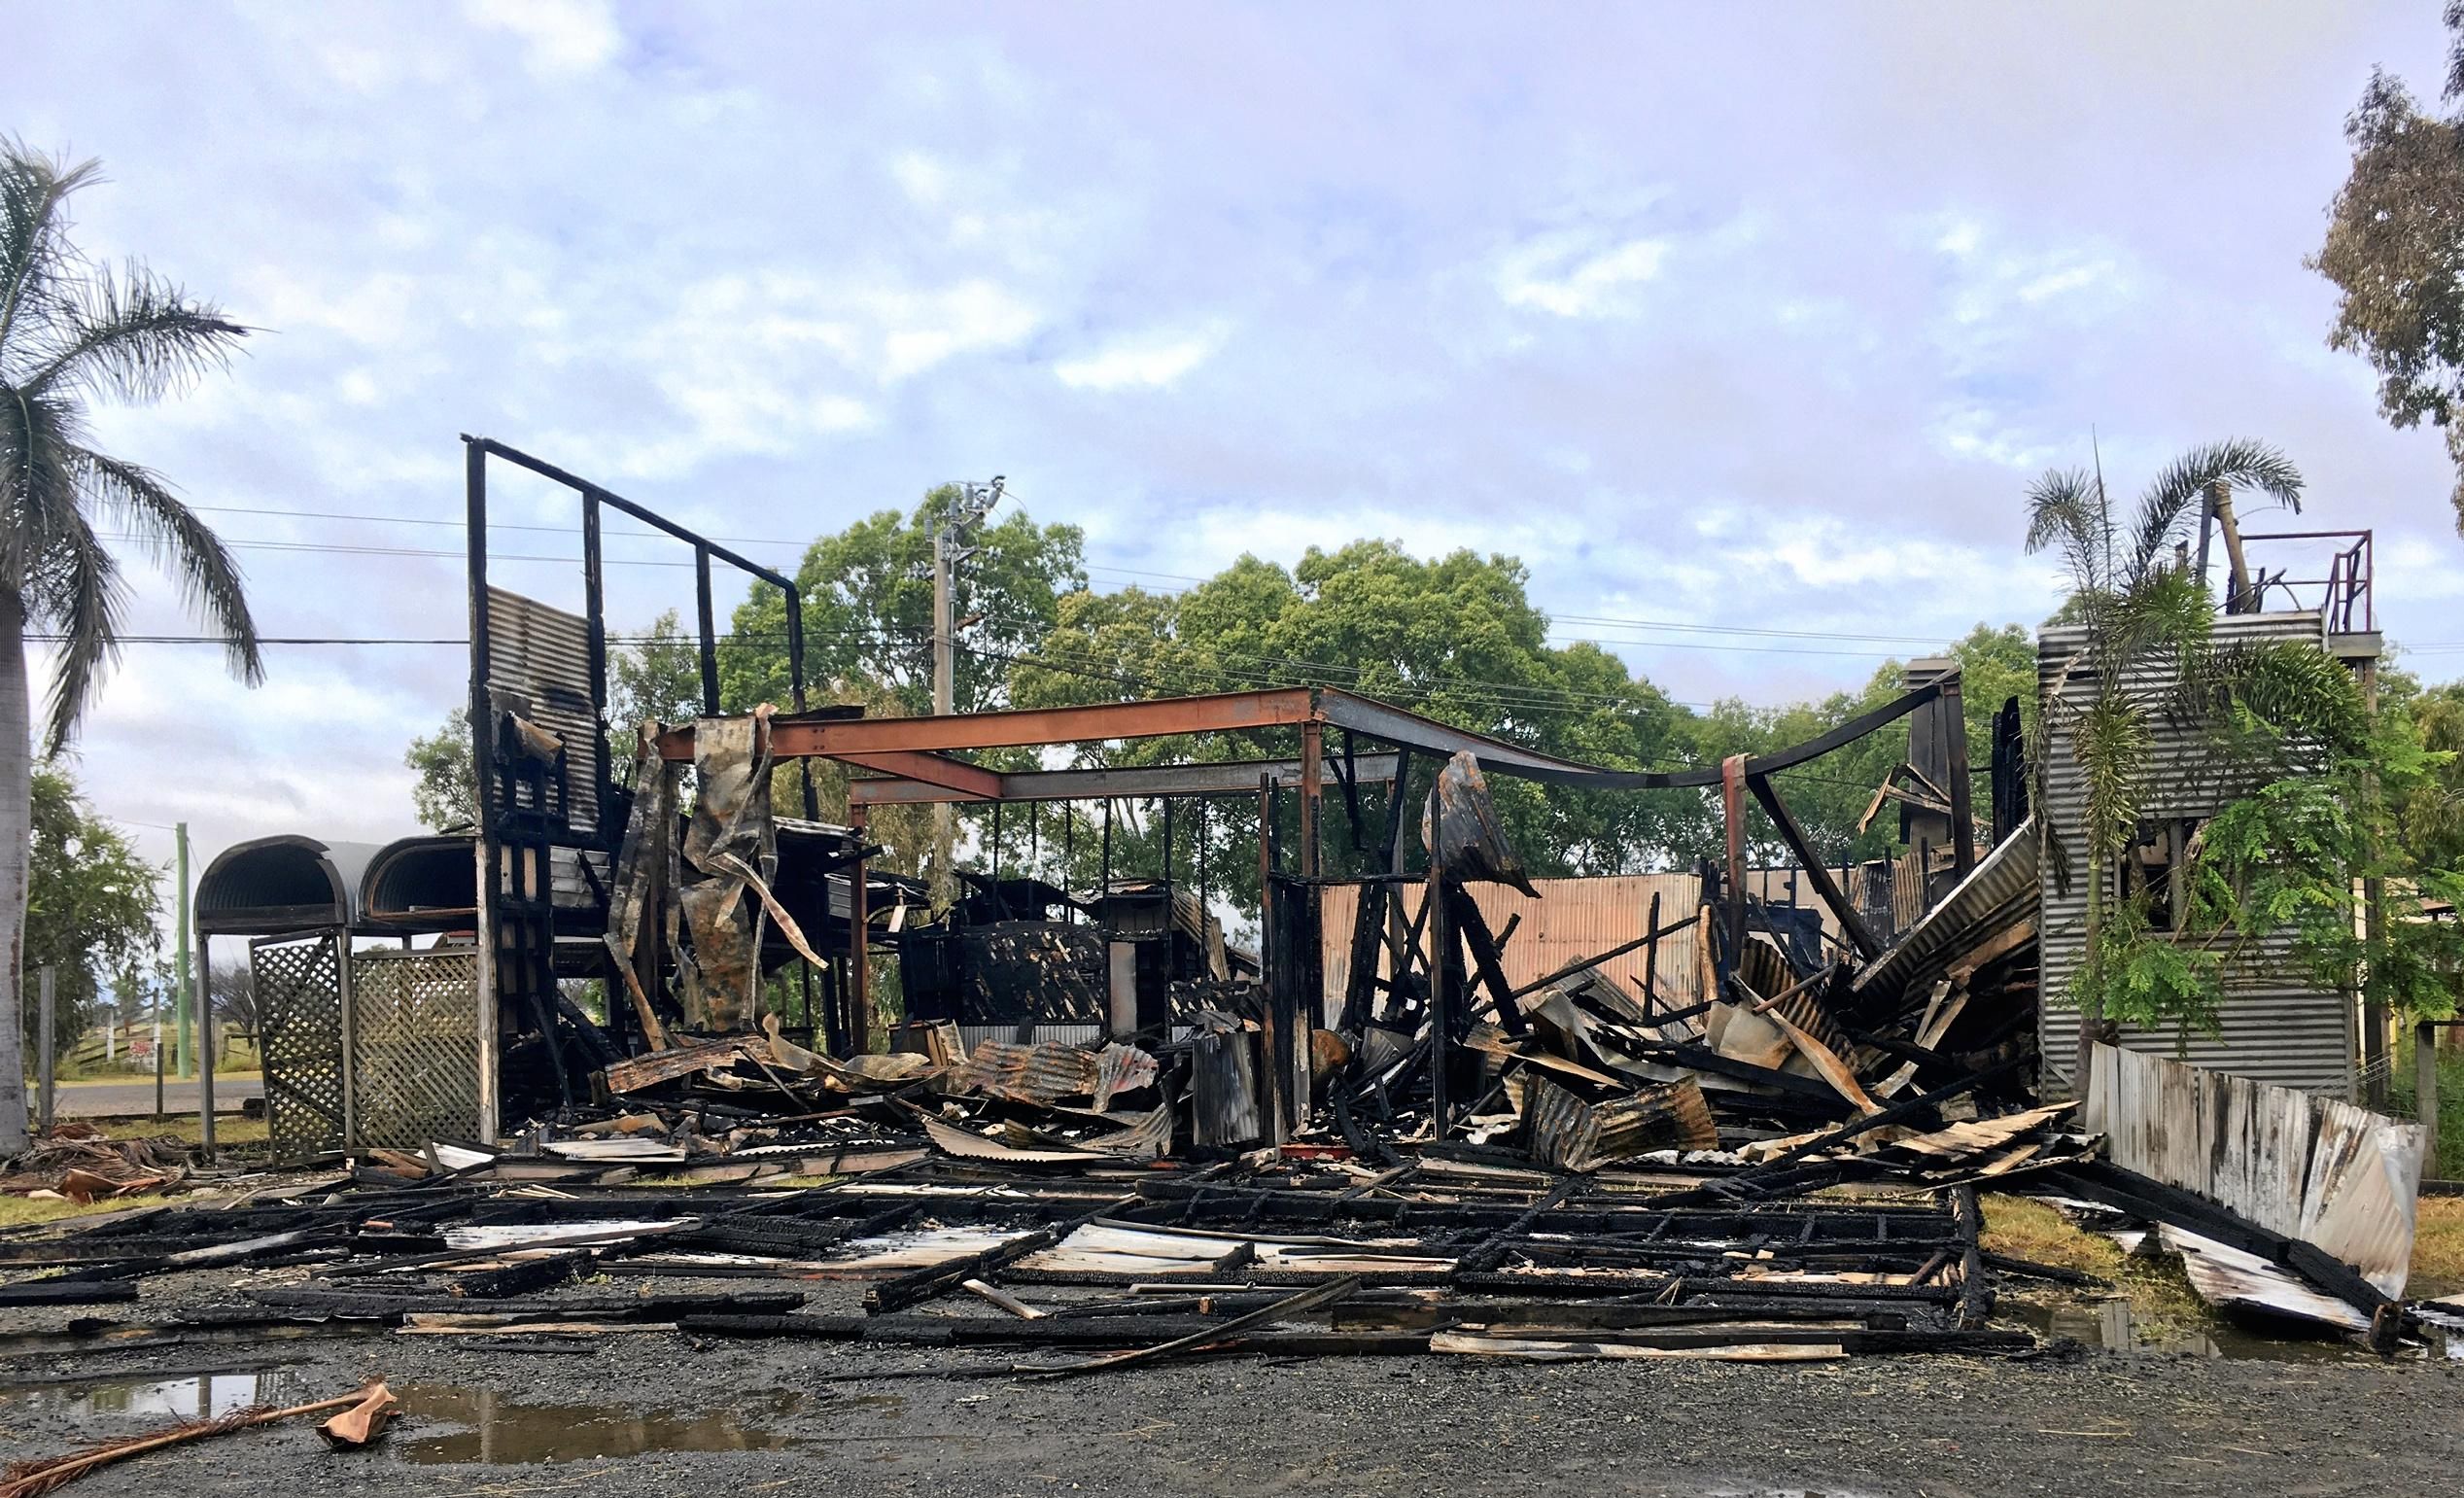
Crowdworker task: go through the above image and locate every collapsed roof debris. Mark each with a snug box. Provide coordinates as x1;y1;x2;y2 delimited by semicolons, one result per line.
27;442;2420;1381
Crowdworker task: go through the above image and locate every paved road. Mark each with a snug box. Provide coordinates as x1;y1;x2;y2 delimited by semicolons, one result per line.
33;1077;261;1117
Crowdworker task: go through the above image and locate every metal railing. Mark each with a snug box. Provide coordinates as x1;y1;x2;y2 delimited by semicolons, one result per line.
2239;529;2373;633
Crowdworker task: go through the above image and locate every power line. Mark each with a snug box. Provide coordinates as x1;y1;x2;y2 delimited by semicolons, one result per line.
160;504;2095;650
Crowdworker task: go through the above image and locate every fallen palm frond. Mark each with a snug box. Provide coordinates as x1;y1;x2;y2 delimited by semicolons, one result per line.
0;1384;377;1498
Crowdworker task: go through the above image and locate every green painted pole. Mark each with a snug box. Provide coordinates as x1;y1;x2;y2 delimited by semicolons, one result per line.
174;821;191;1080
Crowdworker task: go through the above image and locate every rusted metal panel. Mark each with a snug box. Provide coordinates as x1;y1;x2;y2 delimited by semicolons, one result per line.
690;687;1323;760
484;587;600;834
1525;1075;1718;1170
1193;1027;1262;1147
2086;1044;2425;1296
2037;612;2356;1097
1324;876;1709;1025
950;1040;1101;1105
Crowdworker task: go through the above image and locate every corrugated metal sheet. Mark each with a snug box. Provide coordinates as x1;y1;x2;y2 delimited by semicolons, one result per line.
1525;1074;1718;1170
949;1038;1102;1104
956;1022;1104;1053
1853;819;2037;999
2085;1044;2424;1297
485;586;601;834
2037;611;2356;1097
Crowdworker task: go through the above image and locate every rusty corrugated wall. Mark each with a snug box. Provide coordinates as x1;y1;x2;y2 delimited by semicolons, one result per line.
1322;870;1852;1027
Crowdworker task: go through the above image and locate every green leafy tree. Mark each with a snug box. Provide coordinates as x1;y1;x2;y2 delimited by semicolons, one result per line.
23;766;162;1064
404;708;475;832
611;609;706;729
722;488;1087;714
2313;6;2464;533
1005;542;1697;918
0;144;258;1149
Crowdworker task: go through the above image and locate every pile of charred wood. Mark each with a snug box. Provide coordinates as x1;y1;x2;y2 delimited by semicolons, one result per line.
0;1135;2059;1366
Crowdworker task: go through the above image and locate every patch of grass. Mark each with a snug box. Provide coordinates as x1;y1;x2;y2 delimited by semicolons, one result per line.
87;1115;270;1149
0;1193;132;1231
1982;1192;2218;1342
2412;1196;2464;1301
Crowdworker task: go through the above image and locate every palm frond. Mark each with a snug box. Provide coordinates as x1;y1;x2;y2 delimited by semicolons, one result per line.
75;447;261;685
23;260;247;402
2023;467;2109;596
2129;439;2304;581
0;386;87;593
0;140;101;368
32;510;125;753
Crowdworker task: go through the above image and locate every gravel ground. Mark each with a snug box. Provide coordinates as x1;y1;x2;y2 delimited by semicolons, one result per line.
2;1266;2459;1498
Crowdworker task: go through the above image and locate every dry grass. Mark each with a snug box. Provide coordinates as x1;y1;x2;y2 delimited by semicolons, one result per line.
88;1115;270;1149
0;1193;132;1231
1981;1192;2216;1341
2412;1196;2464;1300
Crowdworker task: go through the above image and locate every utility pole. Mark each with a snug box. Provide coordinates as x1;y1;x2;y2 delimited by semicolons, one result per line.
928;476;1004;909
36;967;53;1133
173;821;193;1080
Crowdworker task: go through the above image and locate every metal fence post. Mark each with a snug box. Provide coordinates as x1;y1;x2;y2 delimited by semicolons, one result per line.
198;952;217;1162
2419;1020;2440;1169
36;966;54;1133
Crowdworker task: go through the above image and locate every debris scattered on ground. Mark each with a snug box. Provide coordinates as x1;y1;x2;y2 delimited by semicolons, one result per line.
0;1381;383;1497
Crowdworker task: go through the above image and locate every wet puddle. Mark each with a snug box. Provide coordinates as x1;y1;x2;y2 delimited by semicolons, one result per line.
393;1384;816;1464
0;1371;903;1463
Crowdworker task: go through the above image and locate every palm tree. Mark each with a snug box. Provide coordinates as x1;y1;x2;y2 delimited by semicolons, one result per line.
2024;439;2322;1092
0;143;260;1151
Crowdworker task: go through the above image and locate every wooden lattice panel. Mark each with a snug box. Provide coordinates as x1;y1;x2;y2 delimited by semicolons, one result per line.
349;946;482;1148
251;932;347;1158
349;949;483;1149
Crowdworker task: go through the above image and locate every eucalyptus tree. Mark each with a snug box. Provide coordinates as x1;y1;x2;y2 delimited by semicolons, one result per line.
0;143;259;1150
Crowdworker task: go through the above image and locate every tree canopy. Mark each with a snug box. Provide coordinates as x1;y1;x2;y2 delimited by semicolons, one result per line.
23;764;161;1063
722;487;1087;715
2313;7;2464;533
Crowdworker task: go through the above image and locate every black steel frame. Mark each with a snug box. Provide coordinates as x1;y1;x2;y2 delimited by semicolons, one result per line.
461;435;813;1097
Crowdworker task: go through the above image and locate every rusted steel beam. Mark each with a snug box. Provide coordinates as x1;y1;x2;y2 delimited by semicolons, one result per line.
845;753;1400;807
663;688;1322;760
1299;719;1323;878
1314;693;1616;785
1745;774;1885;959
836;751;1001;801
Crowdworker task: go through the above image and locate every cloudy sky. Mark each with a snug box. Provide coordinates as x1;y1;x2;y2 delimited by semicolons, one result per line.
9;0;2464;901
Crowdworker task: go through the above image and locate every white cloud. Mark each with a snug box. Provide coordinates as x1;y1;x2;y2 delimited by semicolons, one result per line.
1054;324;1229;392
1496;232;1670;318
461;0;620;79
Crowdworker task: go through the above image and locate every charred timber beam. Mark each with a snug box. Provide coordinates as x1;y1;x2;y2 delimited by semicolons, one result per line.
1746;774;1885;958
1448;886;1527;1036
1941;679;1976;876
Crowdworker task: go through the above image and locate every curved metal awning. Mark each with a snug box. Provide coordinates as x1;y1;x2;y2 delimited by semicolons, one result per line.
195;835;385;936
360;835;478;931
